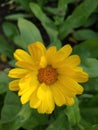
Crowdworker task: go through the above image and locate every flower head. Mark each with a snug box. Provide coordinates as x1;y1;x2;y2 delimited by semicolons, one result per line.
8;42;88;114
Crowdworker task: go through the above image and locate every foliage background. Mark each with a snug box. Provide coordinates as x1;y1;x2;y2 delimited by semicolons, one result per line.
0;0;98;130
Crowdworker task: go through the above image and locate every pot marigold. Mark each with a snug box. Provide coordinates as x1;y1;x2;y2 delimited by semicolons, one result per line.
8;42;88;114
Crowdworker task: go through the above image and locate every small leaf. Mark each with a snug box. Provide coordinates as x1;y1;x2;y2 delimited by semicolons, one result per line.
59;0;98;39
12;0;33;10
16;103;32;123
88;94;98;107
54;0;69;25
73;38;98;59
18;18;43;50
73;29;98;41
83;58;98;78
0;36;14;59
59;0;75;4
5;14;32;21
83;78;98;92
14;35;28;50
79;119;92;130
30;3;59;44
84;14;98;27
2;22;19;40
1;91;21;123
46;111;67;130
87;124;98;130
10;104;32;130
64;97;81;125
0;71;10;94
49;39;62;49
81;107;98;124
1;103;32;130
23;109;48;130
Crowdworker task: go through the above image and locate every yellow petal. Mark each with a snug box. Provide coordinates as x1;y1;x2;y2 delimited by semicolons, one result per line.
20;88;34;104
37;83;55;114
58;65;88;83
46;46;57;64
39;56;47;68
8;68;29;78
50;83;66;106
9;79;19;91
15;61;35;70
18;71;39;95
56;44;72;60
59;77;83;94
72;70;89;83
30;89;41;109
14;49;33;63
56;81;75;98
28;42;46;61
76;67;83;71
65;55;81;67
57;65;75;76
65;97;74;105
49;45;72;68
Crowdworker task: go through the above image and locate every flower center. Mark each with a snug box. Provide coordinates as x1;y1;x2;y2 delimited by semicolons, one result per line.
38;65;58;85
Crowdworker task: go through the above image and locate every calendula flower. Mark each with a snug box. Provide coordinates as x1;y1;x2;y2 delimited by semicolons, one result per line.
8;42;88;114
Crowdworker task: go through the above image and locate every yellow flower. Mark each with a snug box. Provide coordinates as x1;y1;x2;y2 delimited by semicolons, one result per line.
8;42;88;114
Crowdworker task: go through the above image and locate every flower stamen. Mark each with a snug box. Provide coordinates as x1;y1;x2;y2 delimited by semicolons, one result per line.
38;65;58;85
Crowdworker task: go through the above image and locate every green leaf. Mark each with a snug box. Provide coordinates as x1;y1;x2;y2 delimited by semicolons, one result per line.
0;36;14;59
14;35;28;49
0;121;17;130
16;103;32;123
59;0;75;4
49;39;62;49
79;119;92;130
12;0;32;10
36;0;46;7
74;48;98;80
30;3;59;43
0;122;2;129
1;103;32;130
81;107;98;124
87;94;98;107
84;14;98;27
23;115;39;130
64;97;81;125
5;14;32;21
82;58;98;78
18;18;43;50
2;22;19;40
55;0;68;24
54;0;76;26
59;0;98;39
73;38;98;59
46;111;67;130
0;71;9;94
23;109;48;130
1;91;21;123
73;29;98;41
83;78;98;92
87;124;98;130
10;104;32;130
